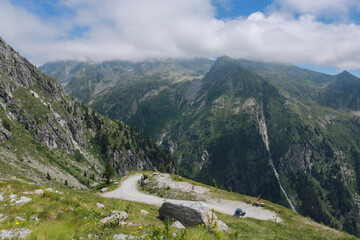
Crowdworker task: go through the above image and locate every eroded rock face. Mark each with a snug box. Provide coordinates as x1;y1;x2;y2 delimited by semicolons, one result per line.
159;202;228;232
0;36;178;188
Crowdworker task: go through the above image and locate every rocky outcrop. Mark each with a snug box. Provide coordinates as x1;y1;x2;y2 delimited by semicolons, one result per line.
110;150;155;176
0;36;178;187
0;119;11;140
159;202;228;232
100;211;128;226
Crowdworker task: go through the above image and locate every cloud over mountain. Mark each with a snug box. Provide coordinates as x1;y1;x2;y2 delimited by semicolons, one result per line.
1;0;360;71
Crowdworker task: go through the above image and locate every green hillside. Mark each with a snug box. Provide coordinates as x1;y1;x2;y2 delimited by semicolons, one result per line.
41;56;360;236
0;172;357;239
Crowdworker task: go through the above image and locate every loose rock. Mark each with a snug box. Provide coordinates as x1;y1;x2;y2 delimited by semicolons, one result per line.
100;211;128;226
0;228;32;239
140;209;149;215
21;196;32;203
113;233;134;240
34;189;44;195
9;194;17;199
101;188;108;193
216;220;229;232
171;221;185;229
14;196;32;205
96;203;105;209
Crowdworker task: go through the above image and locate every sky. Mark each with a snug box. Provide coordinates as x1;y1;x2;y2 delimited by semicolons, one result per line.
1;0;360;76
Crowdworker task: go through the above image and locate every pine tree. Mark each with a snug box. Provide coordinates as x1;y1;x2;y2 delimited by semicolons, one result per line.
212;179;217;188
103;162;115;185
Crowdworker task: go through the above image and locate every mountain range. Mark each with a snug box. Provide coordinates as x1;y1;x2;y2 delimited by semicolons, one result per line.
41;56;360;236
0;36;177;190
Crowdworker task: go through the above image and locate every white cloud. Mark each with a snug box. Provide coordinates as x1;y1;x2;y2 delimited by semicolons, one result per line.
213;0;233;11
273;0;360;18
1;0;360;71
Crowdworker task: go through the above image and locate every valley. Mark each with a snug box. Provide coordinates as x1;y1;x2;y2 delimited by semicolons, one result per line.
2;0;360;238
41;56;360;237
0;32;359;238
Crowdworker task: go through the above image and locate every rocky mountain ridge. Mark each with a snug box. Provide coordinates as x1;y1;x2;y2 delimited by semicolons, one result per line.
0;36;177;188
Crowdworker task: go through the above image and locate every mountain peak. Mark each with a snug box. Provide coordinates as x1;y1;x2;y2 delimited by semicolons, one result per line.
337;70;357;79
214;55;238;66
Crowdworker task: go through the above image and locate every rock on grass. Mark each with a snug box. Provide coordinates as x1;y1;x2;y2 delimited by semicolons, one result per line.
0;229;32;239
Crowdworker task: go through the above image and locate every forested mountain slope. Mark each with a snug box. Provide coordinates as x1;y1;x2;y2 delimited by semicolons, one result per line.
42;56;360;236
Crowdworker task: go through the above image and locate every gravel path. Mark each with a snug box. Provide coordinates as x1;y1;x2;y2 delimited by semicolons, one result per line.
102;173;280;221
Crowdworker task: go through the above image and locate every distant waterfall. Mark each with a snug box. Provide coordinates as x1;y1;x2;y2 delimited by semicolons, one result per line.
258;106;297;213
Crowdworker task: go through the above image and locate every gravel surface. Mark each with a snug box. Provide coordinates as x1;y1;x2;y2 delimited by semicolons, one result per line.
102;173;280;222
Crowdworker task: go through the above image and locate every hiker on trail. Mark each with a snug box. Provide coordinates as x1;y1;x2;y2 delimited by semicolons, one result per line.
257;194;262;202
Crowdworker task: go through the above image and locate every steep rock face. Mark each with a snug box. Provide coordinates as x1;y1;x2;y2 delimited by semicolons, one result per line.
0;36;177;188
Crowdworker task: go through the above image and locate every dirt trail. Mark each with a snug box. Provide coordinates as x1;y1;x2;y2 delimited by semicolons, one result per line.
102;173;280;221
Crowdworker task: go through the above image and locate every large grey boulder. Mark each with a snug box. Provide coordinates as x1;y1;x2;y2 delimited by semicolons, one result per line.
159;201;228;232
159;202;209;227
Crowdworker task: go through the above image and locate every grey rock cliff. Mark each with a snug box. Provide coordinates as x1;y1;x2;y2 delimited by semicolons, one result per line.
0;36;177;187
